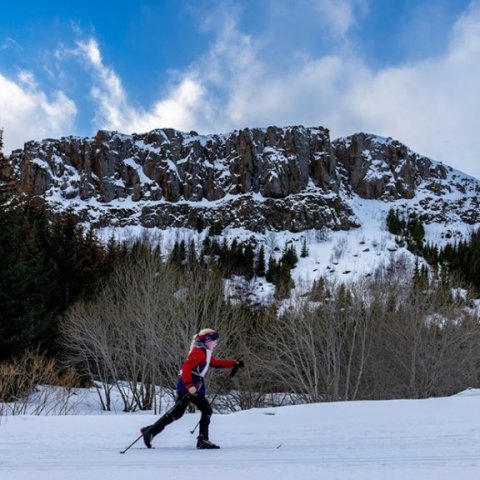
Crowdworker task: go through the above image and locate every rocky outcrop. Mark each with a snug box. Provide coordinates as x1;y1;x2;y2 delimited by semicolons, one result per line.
3;126;480;231
332;133;448;199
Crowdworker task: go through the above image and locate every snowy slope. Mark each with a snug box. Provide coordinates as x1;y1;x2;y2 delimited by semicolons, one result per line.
1;390;480;480
93;188;480;295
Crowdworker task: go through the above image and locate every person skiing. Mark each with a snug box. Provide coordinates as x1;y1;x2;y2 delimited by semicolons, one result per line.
140;328;243;449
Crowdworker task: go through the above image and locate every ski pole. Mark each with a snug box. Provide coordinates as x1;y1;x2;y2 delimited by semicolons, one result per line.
189;363;241;435
119;433;143;454
120;393;189;454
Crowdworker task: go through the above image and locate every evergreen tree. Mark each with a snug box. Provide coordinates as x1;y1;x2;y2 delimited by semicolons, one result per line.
179;240;187;264
255;246;266;277
386;208;404;235
202;236;211;256
46;212;106;313
209;222;223;236
309;277;326;301
437;229;480;292
1;198;121;359
274;263;295;300
188;240;197;267
301;238;309;258
218;238;231;276
244;244;255;280
210;238;221;257
0;198;54;359
195;216;205;233
281;244;298;269
266;256;277;283
168;241;181;268
407;213;425;251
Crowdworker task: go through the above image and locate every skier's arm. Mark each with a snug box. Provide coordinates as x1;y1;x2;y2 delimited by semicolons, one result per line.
210;357;239;368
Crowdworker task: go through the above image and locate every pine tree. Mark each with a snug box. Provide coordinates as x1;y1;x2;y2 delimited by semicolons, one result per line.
244;244;255;280
281;244;298;269
301;238;309;258
386;208;403;235
188;239;197;266
407;213;425;251
309;277;326;301
266;256;277;283
209;222;223;236
218;238;231;276
0;199;55;359
255;246;266;277
168;241;181;268
47;213;95;312
179;240;187;264
274;263;295;300
202;236;211;257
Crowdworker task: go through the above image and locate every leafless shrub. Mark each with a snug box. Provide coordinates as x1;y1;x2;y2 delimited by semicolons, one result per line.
330;236;348;263
315;227;330;242
250;274;480;403
254;281;376;402
0;350;80;415
366;275;480;399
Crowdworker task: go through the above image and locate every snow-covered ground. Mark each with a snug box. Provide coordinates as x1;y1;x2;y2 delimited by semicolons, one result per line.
1;389;480;480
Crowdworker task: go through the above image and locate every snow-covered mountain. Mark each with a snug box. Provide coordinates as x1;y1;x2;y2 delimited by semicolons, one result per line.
3;125;479;231
1;125;480;286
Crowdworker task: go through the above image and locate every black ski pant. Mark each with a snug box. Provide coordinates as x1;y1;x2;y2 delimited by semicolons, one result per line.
149;393;213;439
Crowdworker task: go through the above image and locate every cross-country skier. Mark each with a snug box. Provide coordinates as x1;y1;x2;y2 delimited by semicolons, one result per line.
140;328;243;449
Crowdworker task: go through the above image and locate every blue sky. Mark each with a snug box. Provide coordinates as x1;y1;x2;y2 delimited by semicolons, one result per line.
1;0;480;178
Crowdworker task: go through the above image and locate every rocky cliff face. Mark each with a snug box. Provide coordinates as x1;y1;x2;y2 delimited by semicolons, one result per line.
4;125;480;232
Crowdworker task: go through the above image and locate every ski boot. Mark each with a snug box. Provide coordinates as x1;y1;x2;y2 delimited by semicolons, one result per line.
140;427;153;448
196;434;220;449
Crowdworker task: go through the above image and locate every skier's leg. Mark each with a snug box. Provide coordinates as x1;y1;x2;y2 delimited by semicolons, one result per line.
189;395;213;439
149;395;189;436
142;394;189;446
189;395;219;448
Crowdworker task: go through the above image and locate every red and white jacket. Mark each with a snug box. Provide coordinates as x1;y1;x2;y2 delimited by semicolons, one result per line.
177;346;236;395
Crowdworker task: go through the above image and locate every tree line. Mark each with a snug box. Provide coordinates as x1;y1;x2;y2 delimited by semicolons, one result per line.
387;208;480;294
0;188;120;360
167;236;299;299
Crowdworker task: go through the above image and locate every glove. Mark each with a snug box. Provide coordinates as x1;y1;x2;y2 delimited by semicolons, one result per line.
187;385;198;395
230;359;244;378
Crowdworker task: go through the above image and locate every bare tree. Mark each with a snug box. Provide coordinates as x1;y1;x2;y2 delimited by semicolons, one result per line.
61;246;251;412
254;281;375;403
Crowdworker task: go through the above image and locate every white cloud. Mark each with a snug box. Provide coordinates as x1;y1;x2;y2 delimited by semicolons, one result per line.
310;0;365;38
70;38;133;130
0;71;77;154
0;37;22;52
27;0;480;181
64;38;207;134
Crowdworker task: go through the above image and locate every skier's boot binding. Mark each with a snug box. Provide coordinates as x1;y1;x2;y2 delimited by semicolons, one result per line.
141;427;153;448
196;434;220;449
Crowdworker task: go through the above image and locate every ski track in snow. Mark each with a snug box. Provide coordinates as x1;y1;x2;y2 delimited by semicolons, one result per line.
1;392;480;480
